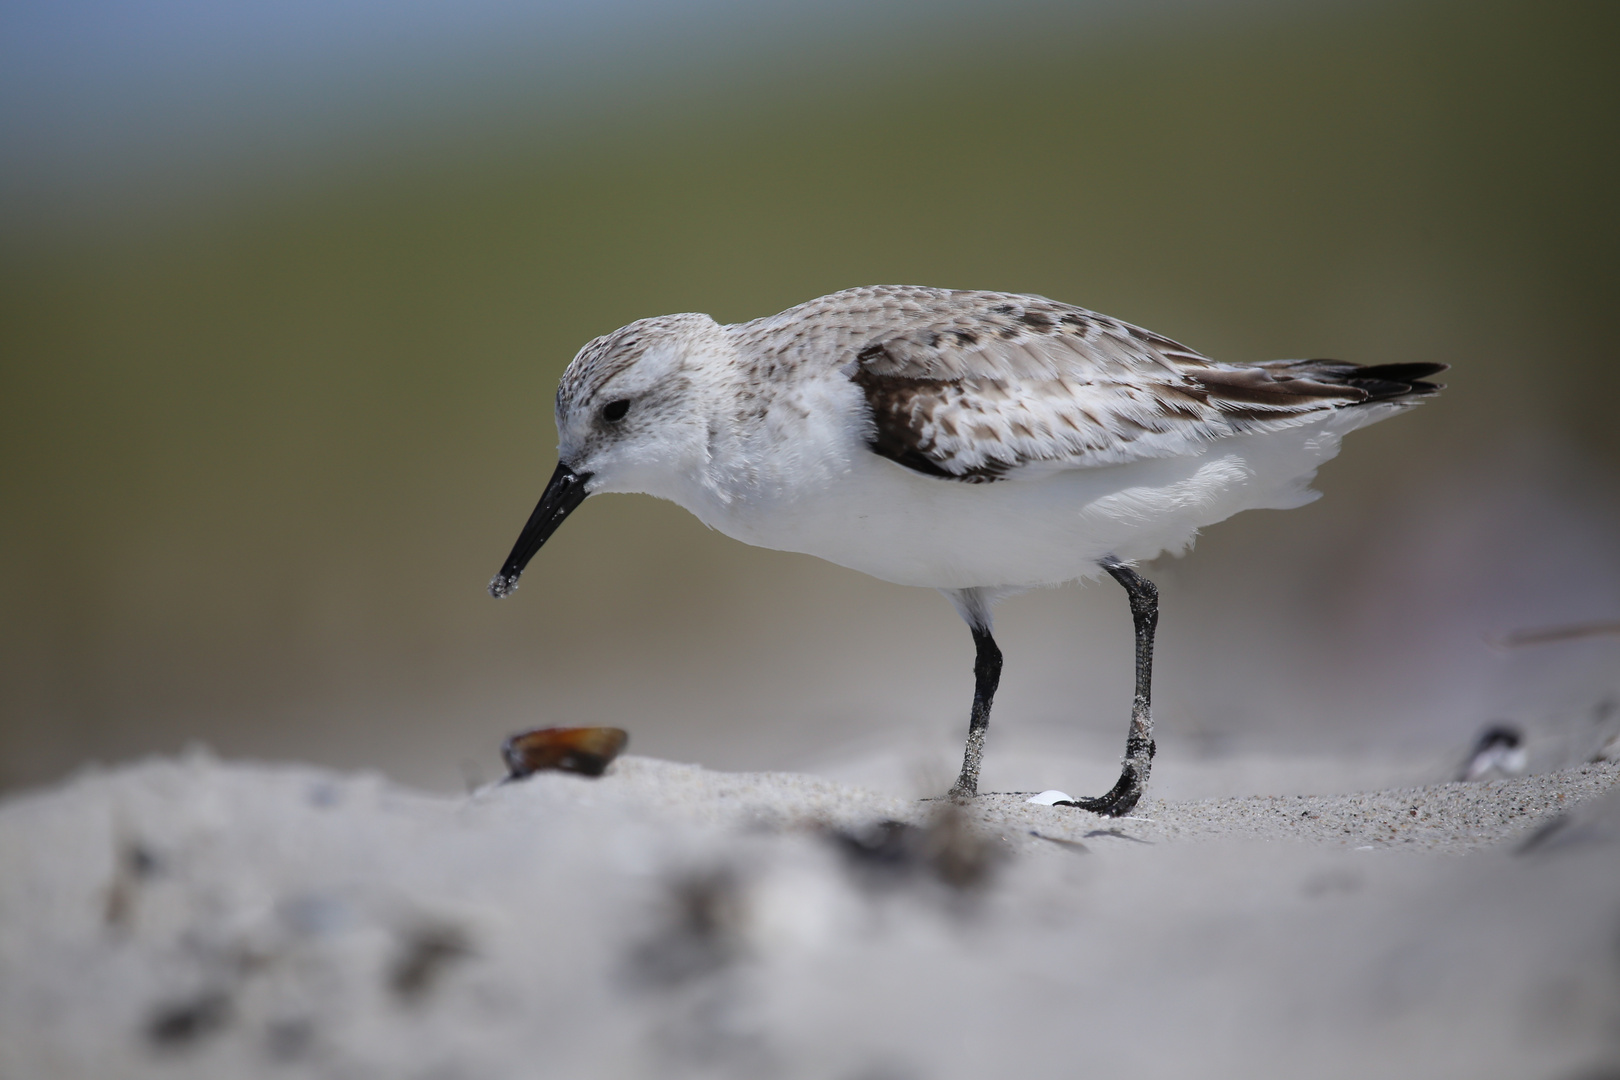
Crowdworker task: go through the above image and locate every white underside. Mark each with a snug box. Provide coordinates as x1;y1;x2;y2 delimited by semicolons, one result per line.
657;397;1404;592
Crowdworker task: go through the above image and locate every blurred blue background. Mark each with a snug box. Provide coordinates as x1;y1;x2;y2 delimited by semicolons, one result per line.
3;0;1617;795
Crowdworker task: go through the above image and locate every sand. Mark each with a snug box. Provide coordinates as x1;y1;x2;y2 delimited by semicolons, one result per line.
2;751;1618;1079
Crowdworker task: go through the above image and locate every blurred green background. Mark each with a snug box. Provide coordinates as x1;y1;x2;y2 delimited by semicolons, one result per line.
3;0;1617;795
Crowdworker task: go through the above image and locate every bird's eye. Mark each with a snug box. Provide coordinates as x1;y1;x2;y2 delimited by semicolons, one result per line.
600;399;630;423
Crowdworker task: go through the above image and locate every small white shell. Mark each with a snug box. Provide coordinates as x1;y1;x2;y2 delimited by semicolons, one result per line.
1025;790;1074;806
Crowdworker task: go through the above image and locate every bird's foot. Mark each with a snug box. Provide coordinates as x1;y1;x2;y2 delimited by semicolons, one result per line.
1060;765;1144;818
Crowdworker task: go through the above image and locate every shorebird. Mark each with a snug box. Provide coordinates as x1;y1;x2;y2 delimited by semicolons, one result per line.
489;286;1443;815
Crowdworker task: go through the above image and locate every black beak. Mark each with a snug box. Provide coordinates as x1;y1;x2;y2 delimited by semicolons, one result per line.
488;462;592;598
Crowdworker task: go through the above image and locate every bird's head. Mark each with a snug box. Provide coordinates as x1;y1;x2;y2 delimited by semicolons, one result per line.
489;312;728;599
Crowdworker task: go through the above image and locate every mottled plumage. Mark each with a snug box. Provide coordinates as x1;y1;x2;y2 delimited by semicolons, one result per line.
732;286;1440;481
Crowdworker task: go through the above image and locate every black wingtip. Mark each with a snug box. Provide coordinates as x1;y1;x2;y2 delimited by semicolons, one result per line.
1349;361;1449;400
1355;361;1450;381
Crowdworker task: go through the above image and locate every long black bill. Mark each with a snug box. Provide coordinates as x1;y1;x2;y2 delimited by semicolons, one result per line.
488;462;592;599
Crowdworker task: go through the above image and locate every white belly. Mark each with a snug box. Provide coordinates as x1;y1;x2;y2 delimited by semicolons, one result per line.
687;407;1387;591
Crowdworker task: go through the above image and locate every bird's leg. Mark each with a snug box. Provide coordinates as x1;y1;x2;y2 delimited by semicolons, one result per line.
1070;558;1158;817
948;620;1003;799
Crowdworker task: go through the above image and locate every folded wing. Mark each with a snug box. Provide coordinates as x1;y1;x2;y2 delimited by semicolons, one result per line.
803;287;1442;482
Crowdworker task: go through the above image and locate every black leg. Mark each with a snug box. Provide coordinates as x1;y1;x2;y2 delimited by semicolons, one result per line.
1069;557;1158;817
948;621;1003;798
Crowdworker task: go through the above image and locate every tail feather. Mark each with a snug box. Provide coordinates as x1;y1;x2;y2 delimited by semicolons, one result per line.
1253;359;1448;403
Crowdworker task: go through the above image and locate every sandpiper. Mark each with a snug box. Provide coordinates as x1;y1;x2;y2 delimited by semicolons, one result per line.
490;286;1444;815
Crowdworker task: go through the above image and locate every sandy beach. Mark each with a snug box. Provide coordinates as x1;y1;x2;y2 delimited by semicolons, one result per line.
3;751;1617;1079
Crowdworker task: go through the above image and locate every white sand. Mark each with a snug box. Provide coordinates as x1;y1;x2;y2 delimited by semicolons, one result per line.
2;751;1618;1079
